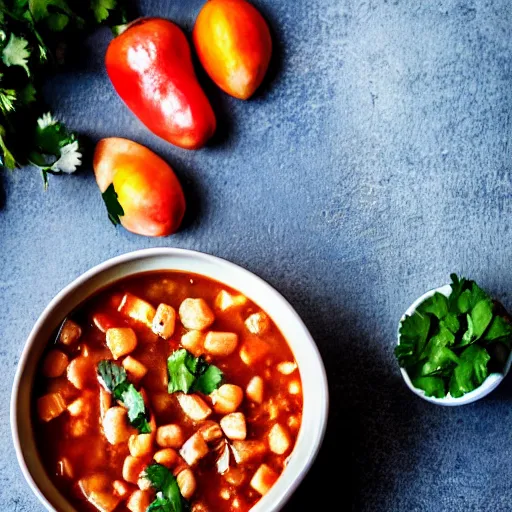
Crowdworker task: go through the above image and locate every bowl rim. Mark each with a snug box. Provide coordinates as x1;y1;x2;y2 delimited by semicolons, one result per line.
11;247;329;512
397;283;512;406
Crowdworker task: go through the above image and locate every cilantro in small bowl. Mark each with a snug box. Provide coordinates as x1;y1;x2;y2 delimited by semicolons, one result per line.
395;274;512;405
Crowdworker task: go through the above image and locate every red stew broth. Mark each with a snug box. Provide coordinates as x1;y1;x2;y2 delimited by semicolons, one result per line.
33;271;303;512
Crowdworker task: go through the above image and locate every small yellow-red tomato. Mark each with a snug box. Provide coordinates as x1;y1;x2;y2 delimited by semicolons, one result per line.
193;0;272;100
93;138;186;237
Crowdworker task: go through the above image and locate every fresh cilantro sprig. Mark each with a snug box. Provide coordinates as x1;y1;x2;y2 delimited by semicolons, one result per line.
29;112;82;188
167;349;223;395
395;274;512;399
97;360;151;434
144;463;189;512
0;0;131;185
102;183;124;225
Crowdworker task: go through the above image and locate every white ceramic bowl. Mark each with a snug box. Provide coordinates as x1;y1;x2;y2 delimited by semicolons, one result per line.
11;248;329;512
397;284;512;406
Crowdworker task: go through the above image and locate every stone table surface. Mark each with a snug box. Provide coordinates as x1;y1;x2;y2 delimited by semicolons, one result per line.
1;0;511;510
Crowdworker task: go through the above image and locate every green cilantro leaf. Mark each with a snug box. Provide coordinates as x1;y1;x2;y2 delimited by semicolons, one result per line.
449;345;490;398
468;282;490;309
168;349;223;395
34;113;70;154
46;12;70;31
0;88;17;114
457;299;493;348
459;314;474;347
418;345;458;378
457;289;472;314
145;464;176;492
25;114;82;185
144;464;188;512
484;316;512;342
0;126;16;168
395;311;431;367
427;324;455;349
147;496;173;512
168;349;197;394
417;292;448;320
102;183;124;226
28;0;73;23
416;326;458;378
97;359;127;391
412;376;446;398
440;312;460;334
91;0;117;23
448;273;467;312
470;300;493;339
192;364;224;394
2;33;31;75
453;279;490;315
97;360;150;433
122;384;151;433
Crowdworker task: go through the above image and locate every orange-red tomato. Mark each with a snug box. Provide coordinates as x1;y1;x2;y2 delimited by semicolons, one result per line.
106;18;216;149
193;0;272;100
94;138;186;237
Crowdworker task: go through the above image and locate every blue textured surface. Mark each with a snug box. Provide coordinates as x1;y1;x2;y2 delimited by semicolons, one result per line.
1;0;512;510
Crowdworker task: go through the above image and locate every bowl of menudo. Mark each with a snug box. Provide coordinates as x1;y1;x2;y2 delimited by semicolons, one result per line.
11;248;328;512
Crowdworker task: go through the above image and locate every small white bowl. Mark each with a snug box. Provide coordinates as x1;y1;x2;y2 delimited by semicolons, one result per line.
397;284;512;406
11;248;329;512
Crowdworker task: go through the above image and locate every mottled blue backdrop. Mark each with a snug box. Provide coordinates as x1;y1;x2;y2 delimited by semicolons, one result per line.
1;0;512;510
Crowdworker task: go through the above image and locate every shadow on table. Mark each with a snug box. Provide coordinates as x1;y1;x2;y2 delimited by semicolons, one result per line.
487;365;512;401
177;165;206;233
250;1;285;102
191;43;233;149
269;276;427;511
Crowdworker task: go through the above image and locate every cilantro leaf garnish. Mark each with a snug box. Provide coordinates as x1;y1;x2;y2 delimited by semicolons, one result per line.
28;113;82;187
412;376;446;398
394;311;430;367
144;463;189;512
470;299;493;339
2;33;31;75
193;365;224;394
167;349;196;394
0;126;15;167
417;292;448;320
97;359;127;391
97;360;151;433
484;316;512;344
0;88;17;113
396;274;512;399
168;349;223;395
448;345;490;398
92;0;117;23
440;312;460;334
102;183;124;226
28;0;74;24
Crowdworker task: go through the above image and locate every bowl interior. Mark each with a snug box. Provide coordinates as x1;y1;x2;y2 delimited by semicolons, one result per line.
397;284;512;406
11;248;329;512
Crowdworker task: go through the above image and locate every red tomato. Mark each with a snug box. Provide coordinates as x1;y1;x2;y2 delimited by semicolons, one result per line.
106;18;216;149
